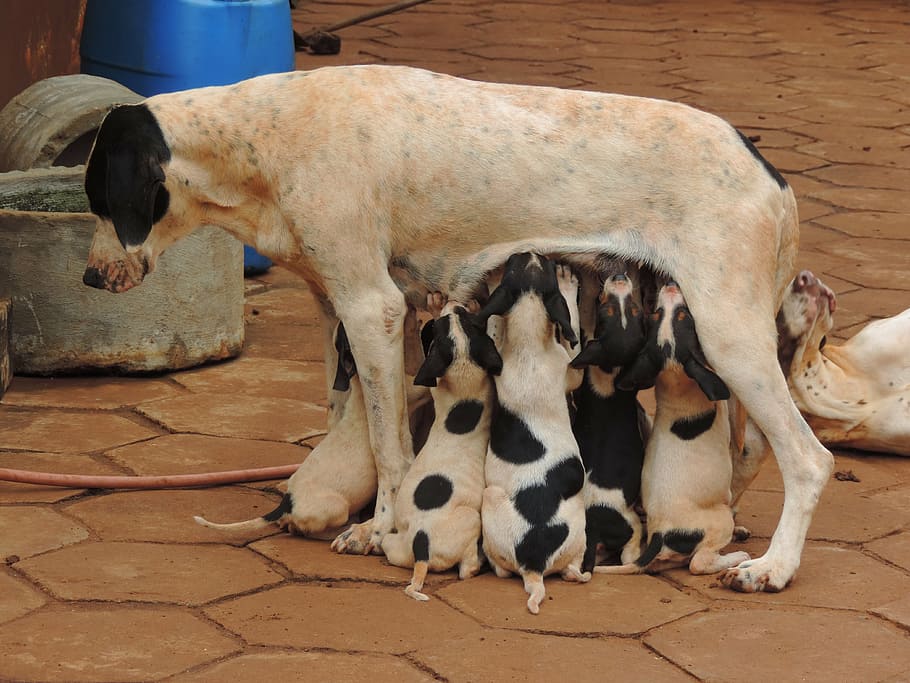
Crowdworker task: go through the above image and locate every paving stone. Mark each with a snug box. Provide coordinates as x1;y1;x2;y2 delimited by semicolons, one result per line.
835;288;910;320
0;569;47;624
136;394;327;442
1;376;180;409
811;237;910;290
66;488;285;544
0;409;157;453
169;356;327;405
866;531;910;573
250;535;453;585
645;608;910;683
107;433;310;475
0;604;239;682
0;506;89;559
172;650;434;683
242;319;327;362
436;572;705;635
0;451;123;503
814;212;910;240
413;630;692;683
668;541;910;610
205;583;481;653
244;285;323;324
872;594;910;632
17;541;283;604
807;164;910;191
735;483;906;543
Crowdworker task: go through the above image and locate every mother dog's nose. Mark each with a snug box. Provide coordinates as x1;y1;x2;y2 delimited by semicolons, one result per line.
82;266;106;290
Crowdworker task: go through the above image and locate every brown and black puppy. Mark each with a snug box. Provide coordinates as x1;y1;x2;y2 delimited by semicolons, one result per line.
570;264;648;571
599;281;749;576
195;322;376;536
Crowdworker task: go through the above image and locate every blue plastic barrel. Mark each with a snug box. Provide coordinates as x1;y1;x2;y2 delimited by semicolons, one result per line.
81;0;294;274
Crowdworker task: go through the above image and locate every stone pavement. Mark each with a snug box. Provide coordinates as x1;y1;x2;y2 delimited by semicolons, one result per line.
1;0;910;680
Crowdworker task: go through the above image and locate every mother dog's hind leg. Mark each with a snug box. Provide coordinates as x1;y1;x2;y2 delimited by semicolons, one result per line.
687;286;833;593
330;278;415;554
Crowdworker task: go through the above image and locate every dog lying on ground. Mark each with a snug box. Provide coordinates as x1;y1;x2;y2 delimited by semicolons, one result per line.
600;282;750;576
777;270;910;456
82;64;831;592
381;300;501;601
194;322;376;535
570;265;648;570
478;253;590;614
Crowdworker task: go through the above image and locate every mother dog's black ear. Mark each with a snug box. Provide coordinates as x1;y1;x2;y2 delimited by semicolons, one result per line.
84;104;171;249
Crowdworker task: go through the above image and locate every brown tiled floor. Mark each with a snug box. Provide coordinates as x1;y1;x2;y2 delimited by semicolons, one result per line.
2;1;910;680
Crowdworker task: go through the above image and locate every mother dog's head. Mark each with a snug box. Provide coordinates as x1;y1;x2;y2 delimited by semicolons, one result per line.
83;103;189;292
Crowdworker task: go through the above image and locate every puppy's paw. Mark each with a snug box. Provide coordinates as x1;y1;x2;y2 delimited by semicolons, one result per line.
720;555;792;593
331;520;375;555
732;525;751;542
555;262;579;301
426;291;447;319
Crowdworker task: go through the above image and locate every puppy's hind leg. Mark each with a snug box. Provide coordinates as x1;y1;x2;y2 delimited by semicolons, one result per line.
689;547;751;575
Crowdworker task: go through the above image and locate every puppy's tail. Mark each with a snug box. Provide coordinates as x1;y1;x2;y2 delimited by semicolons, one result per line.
593;532;662;574
405;530;431;601
523;572;546;614
194;493;292;532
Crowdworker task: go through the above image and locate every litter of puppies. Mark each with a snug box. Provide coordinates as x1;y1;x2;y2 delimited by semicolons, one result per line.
198;253;765;613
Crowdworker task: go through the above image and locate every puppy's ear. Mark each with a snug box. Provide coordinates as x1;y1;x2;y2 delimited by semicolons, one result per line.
615;349;661;392
471;334;503;377
544;291;578;347
420;319;436;357
570;339;605;369
413;341;453;387
332;322;356;392
682;358;730;401
476;285;514;323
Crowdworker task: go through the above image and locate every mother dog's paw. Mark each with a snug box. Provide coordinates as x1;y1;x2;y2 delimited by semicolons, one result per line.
331;519;378;555
720;556;792;593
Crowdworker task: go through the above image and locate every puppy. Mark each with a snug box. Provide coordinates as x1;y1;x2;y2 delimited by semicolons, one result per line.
381;301;502;601
478;253;590;614
777;270;910;456
194;322;376;535
570;265;648;571
599;281;750;575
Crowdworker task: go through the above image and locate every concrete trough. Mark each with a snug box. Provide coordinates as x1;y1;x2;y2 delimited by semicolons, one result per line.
0;166;244;375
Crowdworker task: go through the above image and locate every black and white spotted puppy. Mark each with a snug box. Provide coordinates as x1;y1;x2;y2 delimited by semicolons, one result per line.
598;282;750;576
381;301;502;601
477;252;591;615
570;267;648;571
195;322;376;535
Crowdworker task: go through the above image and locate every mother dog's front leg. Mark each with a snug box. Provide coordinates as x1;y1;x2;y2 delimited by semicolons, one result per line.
330;282;414;554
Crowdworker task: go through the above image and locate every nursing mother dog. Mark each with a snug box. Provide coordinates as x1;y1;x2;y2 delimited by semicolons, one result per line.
81;64;832;593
